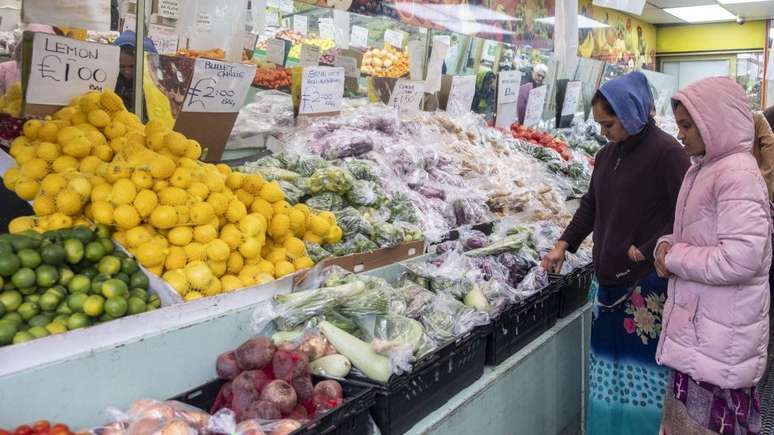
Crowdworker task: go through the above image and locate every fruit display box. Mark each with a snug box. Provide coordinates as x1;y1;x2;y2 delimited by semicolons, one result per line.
317;240;425;274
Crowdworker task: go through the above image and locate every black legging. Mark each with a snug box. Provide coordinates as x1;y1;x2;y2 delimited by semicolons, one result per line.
0;177;32;231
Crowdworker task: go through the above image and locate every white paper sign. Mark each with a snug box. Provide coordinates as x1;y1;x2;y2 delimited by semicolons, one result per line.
334;56;359;78
299;44;321;67
300;67;345;115
495;102;517;129
481;40;499;63
425;39;449;94
254;0;267;35
280;0;294;13
350;26;369;49
27;33;120;106
148;24;179;55
384;29;406;49
447;75;476;116
293;15;308;36
333;10;350;49
122;14;136;32
196;12;213;32
318;19;335;40
561;81;582;117
158;0;180;19
244;33;258;53
266;9;280;27
266;38;287;66
184;59;256;113
23;0;111;32
267;0;279;9
497;70;521;104
407;40;425;81
390;79;425;113
524;85;548;127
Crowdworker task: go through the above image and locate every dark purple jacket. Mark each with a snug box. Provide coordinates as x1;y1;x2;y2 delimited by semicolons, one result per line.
560;120;690;286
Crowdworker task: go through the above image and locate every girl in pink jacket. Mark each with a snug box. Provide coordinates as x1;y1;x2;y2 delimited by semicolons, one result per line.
656;77;771;434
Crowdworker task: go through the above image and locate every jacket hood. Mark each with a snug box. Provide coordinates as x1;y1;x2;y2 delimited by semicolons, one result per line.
671;77;753;161
599;71;653;136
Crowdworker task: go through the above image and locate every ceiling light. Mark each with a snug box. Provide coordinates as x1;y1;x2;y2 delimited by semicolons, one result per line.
717;0;770;4
663;4;736;23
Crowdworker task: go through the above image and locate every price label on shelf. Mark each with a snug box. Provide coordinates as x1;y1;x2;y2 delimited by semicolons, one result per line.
446;75;475;116
148;24;179;55
334;56;359;78
299;44;321;67
158;0;180;19
27;33;120;106
293;14;308;36
196;12;212;32
524;85;548;127
497;70;521;104
561;80;582;117
266;38;288;66
389;79;424;113
279;0;294;13
300;66;345;115
384;29;406;49
184;59;256;113
318;18;334;40
350;25;369;49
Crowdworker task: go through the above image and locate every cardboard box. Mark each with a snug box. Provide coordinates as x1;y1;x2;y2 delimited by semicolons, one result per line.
319;240;426;273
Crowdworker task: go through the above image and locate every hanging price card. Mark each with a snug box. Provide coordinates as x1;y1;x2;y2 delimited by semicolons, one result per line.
299;44;321;67
334;56;358;78
333;10;350;49
384;29;406;49
497;70;521;104
266;9;280;27
561;80;582;117
350;26;368;49
266;38;288;66
196;12;212;32
158;0;180;19
184;58;256;113
318;18;334;40
280;0;294;13
524;85;548;127
148;24;179;55
425;38;448;93
446;75;475;116
389;79;424;113
300;66;345;115
407;39;424;81
27;33;120;106
293;15;308;36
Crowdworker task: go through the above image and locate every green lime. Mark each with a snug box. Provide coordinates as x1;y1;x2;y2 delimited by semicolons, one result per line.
47;285;66;298
98;256;122;276
104;297;127;318
39;292;60;311
130;271;150;290
98;313;117;323
83;295;105;317
130;288;148;302
127;297;147;315
121;258;139;275
55;302;72;315
12;330;34;344
99;238;114;254
18;286;36;296
0;301;5;318
46;322;67;335
0;254;20;277
41;230;61;244
114;272;130;285
64;239;85;264
0;320;17;345
28;313;52;327
85;241;106;263
25;294;40;304
9;234;35;251
0;240;13;256
67;313;90;330
53;314;69;325
71;226;96;244
0;290;22;312
80;266;97;279
67;293;88;313
58;266;74;286
35;264;59;288
91;273;110;294
11;267;36;289
95;224;111;240
17;301;39;321
3;281;13;291
102;279;128;299
114;250;128;259
68;275;91;293
27;326;49;338
148;294;161;309
17;249;41;269
41;244;66;266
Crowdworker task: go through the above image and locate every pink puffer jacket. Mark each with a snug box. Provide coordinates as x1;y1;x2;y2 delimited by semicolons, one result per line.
655;77;772;389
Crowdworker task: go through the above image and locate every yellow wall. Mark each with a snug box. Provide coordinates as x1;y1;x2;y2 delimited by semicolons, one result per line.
656;21;767;54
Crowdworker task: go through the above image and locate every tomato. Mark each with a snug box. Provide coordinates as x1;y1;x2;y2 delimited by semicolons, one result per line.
49;429;68;435
14;425;32;435
32;422;49;433
1;429;11;435
50;426;67;433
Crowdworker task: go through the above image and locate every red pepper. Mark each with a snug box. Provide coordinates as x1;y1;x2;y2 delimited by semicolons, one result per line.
15;426;32;435
32;422;49;433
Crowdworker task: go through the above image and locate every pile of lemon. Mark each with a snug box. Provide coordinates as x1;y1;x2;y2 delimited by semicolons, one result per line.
3;90;343;301
0;83;22;117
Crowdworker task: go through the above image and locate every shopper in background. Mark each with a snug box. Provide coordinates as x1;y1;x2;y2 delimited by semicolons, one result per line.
517;64;548;124
113;30;158;113
542;71;690;435
752;111;774;201
655;77;771;435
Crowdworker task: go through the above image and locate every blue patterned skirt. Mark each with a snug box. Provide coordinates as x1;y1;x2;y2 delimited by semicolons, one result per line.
587;271;671;435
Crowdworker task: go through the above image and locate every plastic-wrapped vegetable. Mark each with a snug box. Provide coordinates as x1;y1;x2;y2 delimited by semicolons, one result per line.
304;242;332;263
372;221;404;249
320;133;374;159
420;293;488;343
339;285;390;318
346;179;383;207
255;166;301;182
399;281;435;319
308;166;355;194
274;151;300;170
452;197;492;226
394;221;423;242
516;266;550;298
387;192;419;224
497;251;538;287
267;281;367;331
296;154;329;177
326;234;378;256
253;155;285;169
277;180;305;204
345;159;377;181
306;192;345;211
359;314;436;361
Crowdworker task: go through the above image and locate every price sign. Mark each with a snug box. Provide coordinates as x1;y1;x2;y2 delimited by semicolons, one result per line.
27;33;120;106
300;66;345;115
148;24;179;55
318;18;334;40
384;29;406;49
481;40;498;63
389;79;424;113
266;9;280;27
254;0;267;34
497;70;521;104
266;38;288;66
158;0;180;19
350;25;368;49
334;56;358;78
184;58;256;113
267;0;279;8
299;44;321;67
293;15;308;36
280;0;294;13
561;80;582;117
524;85;548;127
446;75;475;116
425;38;448;93
333;10;349;49
407;39;424;81
122;14;136;32
196;12;212;31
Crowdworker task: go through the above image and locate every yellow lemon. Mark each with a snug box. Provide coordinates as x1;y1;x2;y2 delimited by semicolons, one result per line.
190;202;215;225
113;204;141;229
91;200;114;225
134;189;159;218
168;226;194;246
150;205;178;229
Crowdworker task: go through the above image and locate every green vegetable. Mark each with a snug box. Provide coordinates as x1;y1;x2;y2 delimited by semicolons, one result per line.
272;281;366;330
278;180;305;204
463;286;490;312
308;166;355;194
334;207;373;238
306;192;345;211
346;180;383;206
345;159;377;181
326;234;377;256
373;222;404;248
319;320;392;383
304;242;332;263
271;329;304;345
296;155;329;177
255;166;302;182
309;354;352;377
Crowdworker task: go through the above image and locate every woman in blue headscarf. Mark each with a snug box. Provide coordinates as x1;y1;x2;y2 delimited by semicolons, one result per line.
542;72;691;434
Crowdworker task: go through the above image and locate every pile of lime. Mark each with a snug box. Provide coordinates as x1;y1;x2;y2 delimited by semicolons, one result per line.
0;224;160;346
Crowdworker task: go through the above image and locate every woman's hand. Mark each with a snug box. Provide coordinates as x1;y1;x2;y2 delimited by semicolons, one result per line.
542;241;569;274
628;245;645;263
655;242;672;278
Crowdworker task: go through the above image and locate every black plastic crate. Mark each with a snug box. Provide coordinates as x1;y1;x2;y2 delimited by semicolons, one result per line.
170;376;375;435
543;281;562;328
344;328;487;435
558;264;593;317
484;290;547;366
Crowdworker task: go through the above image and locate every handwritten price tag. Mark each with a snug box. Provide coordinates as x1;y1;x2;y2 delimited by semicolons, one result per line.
561;80;582;117
300;66;345;115
524;85;547;127
184;58;256;113
279;0;294;13
384;29;406;49
334;56;359;78
293;14;308;36
158;0;180;19
497;70;521;104
389;79;424;113
266;9;280;27
27;33;120;106
148;24;179;54
447;75;475;116
196;12;212;32
318;18;334;40
299;44;321;67
266;38;288;66
350;26;368;49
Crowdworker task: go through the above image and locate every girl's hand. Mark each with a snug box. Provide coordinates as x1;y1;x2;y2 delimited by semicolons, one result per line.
655;242;672;278
628;245;645;263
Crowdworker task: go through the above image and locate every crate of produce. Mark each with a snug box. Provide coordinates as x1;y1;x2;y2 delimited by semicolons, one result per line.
172;376;376;435
346;327;488;435
558;264;593;318
483;289;547;366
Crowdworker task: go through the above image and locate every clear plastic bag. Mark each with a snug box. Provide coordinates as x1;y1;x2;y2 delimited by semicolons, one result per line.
346;179;384;207
371;221;404;249
305;192;346;212
304;242;332;263
420;292;489;343
344;159;378;181
308;166;356;195
228;91;294;150
516;266;550;298
325;234;378;256
334;207;374;238
358;314;436;367
101;399;210;435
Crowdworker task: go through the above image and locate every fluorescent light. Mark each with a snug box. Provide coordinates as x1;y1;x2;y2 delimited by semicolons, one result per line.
536;15;610;29
717;0;769;4
663;4;736;23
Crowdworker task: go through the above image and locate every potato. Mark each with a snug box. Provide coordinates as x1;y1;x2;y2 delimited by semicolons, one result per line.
235;337;276;370
260;380;298;414
216;351;242;380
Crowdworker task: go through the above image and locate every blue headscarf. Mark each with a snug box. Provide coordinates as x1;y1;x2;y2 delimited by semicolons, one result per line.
599;71;653;136
113;30;158;54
